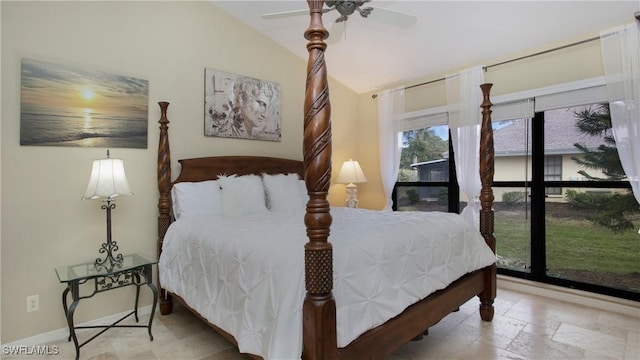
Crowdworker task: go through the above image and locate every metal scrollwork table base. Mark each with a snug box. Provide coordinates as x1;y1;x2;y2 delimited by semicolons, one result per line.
55;253;158;360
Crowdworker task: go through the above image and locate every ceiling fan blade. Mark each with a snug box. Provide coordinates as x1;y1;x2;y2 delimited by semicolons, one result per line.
369;6;417;28
262;7;334;20
262;9;308;20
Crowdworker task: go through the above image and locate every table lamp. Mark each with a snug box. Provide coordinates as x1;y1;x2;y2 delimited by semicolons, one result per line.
336;159;367;208
82;150;133;270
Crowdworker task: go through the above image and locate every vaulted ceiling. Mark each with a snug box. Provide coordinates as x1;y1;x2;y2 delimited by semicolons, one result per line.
213;1;639;94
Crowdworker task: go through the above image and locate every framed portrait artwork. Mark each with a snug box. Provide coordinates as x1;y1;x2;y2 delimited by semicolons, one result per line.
204;69;282;142
20;58;149;148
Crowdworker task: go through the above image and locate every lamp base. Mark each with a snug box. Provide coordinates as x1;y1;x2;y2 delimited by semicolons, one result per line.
345;183;359;208
94;200;124;271
94;243;123;271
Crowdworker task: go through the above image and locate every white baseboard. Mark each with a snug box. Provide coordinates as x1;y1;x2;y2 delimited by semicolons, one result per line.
0;305;153;348
497;275;639;317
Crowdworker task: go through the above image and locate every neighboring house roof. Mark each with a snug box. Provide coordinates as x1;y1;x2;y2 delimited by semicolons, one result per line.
493;106;607;156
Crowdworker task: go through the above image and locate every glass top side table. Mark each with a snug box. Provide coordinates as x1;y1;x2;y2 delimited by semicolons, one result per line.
55;253;158;360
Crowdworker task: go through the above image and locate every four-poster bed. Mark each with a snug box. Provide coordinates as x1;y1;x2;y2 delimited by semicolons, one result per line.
156;1;497;359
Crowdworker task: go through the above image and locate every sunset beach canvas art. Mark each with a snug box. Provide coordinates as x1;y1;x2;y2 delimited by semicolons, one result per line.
20;58;148;148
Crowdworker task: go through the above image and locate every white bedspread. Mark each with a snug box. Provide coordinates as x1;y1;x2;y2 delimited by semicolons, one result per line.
158;207;496;359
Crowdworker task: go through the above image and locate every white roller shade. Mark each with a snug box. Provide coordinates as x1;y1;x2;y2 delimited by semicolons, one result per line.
393;77;606;128
396;98;535;129
491;98;535;122
535;84;607;111
394;106;448;132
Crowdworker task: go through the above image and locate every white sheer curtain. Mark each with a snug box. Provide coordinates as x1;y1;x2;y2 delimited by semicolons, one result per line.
446;66;485;226
377;87;405;210
600;23;640;220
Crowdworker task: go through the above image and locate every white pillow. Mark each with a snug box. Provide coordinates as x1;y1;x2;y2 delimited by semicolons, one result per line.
262;173;308;212
296;180;309;209
217;174;268;216
171;180;222;220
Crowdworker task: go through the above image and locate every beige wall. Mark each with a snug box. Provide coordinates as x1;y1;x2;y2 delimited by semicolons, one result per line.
0;1;357;343
354;31;609;210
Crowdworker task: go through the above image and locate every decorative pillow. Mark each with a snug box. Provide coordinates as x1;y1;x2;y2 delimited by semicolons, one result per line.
171;180;222;220
217;174;268;216
262;173;308;212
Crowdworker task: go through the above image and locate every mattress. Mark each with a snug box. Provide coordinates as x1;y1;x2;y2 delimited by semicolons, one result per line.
158;207;496;359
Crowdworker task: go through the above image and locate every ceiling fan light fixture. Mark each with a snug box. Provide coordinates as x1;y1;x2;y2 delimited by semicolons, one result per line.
326;1;374;23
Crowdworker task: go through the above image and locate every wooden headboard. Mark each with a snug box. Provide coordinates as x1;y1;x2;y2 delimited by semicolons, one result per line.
172;156;304;184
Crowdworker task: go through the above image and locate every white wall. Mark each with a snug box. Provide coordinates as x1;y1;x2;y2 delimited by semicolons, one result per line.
1;1;357;343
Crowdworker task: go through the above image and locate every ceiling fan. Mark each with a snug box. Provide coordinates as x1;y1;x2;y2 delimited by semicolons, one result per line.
326;1;373;23
262;1;417;27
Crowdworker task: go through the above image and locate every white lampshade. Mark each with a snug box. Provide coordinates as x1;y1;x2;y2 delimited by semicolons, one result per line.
336;159;367;185
82;152;133;200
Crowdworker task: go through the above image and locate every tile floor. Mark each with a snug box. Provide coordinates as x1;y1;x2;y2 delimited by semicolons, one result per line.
5;287;639;360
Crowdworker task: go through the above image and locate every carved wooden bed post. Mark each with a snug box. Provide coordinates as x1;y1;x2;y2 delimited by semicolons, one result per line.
157;101;173;315
478;84;496;321
302;1;338;359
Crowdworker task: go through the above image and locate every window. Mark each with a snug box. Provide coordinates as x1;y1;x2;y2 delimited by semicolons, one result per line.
493;103;639;300
541;104;638;297
392;91;639;301
395;125;455;213
544;155;562;195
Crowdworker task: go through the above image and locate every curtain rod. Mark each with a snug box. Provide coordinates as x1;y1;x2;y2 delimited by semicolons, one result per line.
371;35;600;99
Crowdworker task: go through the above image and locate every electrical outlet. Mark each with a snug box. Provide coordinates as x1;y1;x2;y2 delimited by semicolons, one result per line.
26;295;39;312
